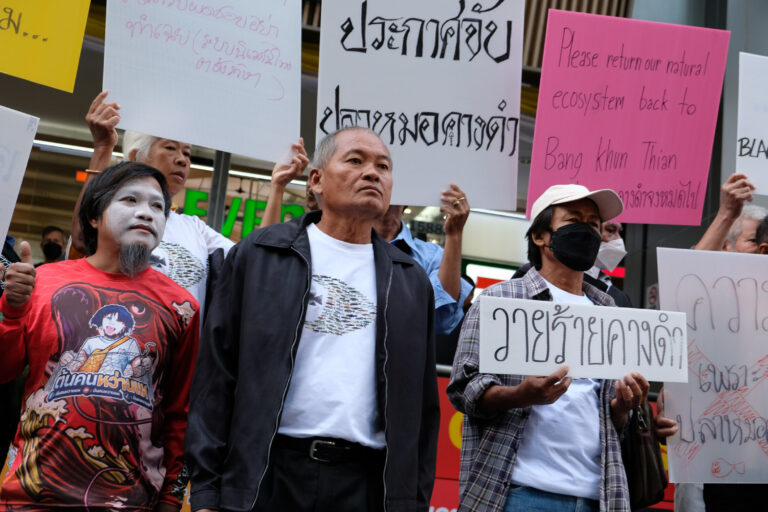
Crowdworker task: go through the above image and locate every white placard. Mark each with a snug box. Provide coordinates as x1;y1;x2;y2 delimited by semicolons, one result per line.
658;248;768;483
736;52;768;194
479;296;688;381
104;0;301;161
0;105;38;241
316;0;524;208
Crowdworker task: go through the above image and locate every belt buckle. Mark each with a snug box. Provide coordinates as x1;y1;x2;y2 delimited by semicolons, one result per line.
309;439;335;463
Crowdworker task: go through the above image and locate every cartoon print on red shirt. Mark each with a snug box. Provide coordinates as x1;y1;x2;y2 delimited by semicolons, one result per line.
10;282;190;510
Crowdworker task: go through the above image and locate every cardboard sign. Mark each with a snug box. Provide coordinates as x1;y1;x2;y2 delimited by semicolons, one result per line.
736;52;768;194
658;248;768;483
104;0;301;161
316;0;524;209
0;0;91;92
0;105;39;241
479;296;688;381
528;10;729;225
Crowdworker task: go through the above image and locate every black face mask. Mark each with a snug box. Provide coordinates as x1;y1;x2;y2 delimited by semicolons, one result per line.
42;241;63;261
548;223;601;271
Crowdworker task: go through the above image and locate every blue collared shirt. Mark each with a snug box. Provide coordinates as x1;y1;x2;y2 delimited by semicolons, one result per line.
390;222;472;334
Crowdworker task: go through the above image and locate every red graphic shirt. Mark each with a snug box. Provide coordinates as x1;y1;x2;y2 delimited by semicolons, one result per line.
0;258;200;510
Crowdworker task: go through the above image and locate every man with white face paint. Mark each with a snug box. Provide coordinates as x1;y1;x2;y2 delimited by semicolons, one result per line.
0;162;200;511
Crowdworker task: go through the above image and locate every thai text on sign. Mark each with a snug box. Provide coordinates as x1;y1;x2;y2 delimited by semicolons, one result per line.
658;248;768;484
0;0;91;92
317;0;525;209
528;10;729;225
104;0;301;161
479;296;688;382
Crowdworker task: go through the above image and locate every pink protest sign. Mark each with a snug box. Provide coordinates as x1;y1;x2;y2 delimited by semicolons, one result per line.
528;10;729;225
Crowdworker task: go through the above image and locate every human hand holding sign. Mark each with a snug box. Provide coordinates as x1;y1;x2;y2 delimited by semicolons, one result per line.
2;241;35;309
440;183;470;236
653;387;679;441
271;138;309;188
610;372;650;429
517;365;573;406
87;91;121;153
478;365;572;414
718;173;755;221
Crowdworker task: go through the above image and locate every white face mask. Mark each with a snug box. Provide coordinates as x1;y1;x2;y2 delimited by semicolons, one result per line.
595;238;627;271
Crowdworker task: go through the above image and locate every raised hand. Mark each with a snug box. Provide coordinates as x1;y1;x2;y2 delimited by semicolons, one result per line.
440;183;470;236
719;173;755;220
272;138;309;188
87;90;121;151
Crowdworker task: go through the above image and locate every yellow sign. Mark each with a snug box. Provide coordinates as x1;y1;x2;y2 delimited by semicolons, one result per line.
0;0;91;92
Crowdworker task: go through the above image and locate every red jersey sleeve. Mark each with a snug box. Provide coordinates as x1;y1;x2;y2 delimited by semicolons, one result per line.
158;307;201;507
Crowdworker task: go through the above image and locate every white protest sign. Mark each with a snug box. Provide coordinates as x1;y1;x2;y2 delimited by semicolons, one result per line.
658;248;768;483
479;296;688;381
105;0;300;161
736;52;768;194
316;0;524;208
0;105;38;241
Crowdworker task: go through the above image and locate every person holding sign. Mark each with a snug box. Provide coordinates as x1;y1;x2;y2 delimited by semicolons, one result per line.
70;91;238;321
448;184;649;512
0;163;199;511
694;173;764;253
655;175;768;511
372;185;473;335
186;127;439;512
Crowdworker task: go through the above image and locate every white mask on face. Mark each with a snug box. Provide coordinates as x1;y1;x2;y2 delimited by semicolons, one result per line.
595;238;627;271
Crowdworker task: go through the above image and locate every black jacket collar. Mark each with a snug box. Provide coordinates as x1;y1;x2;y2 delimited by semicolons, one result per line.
252;210;414;265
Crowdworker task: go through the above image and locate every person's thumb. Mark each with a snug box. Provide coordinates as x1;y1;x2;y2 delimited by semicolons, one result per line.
20;241;32;264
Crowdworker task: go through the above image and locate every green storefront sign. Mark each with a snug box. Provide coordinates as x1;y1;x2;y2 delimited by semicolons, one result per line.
184;189;305;238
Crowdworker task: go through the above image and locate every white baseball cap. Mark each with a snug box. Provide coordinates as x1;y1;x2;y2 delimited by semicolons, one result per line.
530;184;624;222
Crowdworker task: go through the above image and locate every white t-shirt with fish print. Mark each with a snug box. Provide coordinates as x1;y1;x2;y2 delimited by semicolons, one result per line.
150;211;234;321
277;223;384;448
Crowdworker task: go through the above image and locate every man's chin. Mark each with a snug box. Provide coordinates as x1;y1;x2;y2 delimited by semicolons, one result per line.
119;243;153;278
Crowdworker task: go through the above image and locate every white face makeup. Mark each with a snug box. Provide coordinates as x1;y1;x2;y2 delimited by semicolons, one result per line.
99;177;167;251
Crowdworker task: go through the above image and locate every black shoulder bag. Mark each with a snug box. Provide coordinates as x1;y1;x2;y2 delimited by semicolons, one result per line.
621;400;668;510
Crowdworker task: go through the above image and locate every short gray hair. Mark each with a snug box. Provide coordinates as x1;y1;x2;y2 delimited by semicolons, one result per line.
310;127;385;170
122;131;159;163
727;205;768;245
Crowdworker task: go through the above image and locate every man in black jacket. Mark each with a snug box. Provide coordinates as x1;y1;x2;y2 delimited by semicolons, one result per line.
187;127;440;512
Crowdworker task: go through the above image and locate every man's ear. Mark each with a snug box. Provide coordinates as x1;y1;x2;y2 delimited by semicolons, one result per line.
89;217;99;229
308;168;322;195
532;229;549;249
759;242;768;255
128;148;139;162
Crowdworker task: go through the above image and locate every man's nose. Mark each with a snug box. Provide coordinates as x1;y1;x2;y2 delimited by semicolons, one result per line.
175;150;189;166
135;202;154;221
362;162;380;181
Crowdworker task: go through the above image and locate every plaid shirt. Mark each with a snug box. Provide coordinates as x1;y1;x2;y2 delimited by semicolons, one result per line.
447;267;630;512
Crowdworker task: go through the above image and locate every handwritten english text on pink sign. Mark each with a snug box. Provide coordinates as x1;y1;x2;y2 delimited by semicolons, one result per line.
528;10;729;225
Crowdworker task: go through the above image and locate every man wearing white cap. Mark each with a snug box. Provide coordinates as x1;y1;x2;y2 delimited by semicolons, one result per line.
448;184;649;512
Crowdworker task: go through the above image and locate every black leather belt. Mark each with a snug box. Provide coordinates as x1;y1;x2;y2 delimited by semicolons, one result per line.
274;434;385;465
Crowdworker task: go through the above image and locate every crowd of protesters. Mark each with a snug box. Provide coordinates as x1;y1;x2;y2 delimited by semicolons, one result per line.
0;90;765;512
